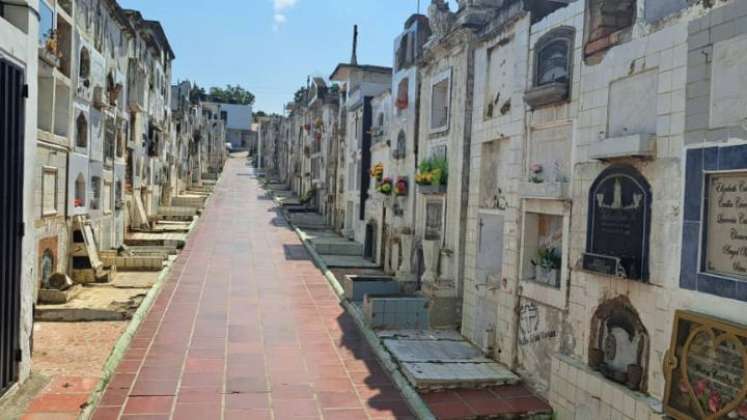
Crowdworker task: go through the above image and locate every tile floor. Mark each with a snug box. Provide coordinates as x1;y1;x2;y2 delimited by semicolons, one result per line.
87;158;414;419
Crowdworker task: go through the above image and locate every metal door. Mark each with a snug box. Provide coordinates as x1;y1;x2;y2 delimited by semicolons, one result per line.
0;58;25;396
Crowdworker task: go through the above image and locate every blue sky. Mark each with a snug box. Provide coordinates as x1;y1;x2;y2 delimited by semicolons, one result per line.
120;0;426;114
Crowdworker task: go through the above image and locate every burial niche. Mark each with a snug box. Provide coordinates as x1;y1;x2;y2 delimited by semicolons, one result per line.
583;165;651;281
364;220;377;261
589;296;649;392
74;174;86;208
535;27;573;87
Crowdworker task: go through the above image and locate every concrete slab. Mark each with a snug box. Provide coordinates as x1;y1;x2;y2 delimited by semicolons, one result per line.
377;330;465;341
35;287;149;321
275;197;301;206
401;362;520;390
322;255;379;268
311;238;363;256
172;194;206;209
125;232;187;248
107;271;160;289
151;220;192;231
37;285;83;304
383;339;490;363
288;212;328;229
380;329;520;391
298;227;364;256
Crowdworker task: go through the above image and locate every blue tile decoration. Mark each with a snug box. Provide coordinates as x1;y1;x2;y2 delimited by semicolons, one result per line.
704;147;718;171
736;281;747;302
697;274;737;300
680;222;700;290
717;144;747;170
681;145;747;302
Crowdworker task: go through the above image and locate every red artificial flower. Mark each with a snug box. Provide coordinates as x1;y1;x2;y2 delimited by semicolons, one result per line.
737;401;747;417
694;379;708;397
708;392;721;414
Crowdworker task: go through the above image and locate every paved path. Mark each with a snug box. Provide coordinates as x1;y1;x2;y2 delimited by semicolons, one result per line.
92;158;413;419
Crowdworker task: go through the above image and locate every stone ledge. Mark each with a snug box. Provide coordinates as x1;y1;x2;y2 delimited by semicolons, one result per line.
519;181;570;200
589;134;656;160
524;82;569;109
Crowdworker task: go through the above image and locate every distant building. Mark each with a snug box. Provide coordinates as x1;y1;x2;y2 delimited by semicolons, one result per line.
204;102;253;150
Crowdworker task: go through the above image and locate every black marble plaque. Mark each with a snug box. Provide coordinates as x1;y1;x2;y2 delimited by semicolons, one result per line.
583;165;651;281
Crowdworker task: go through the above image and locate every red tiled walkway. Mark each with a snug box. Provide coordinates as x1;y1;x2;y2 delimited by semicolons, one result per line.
92;158;414;420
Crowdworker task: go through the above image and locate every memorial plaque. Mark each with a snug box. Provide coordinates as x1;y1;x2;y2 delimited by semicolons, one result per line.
583;166;651;281
705;173;747;280
663;310;747;420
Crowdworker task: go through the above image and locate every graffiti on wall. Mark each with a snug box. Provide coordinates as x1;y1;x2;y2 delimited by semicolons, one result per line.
519;301;558;346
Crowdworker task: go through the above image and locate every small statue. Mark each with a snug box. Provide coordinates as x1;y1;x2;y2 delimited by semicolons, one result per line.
428;0;456;39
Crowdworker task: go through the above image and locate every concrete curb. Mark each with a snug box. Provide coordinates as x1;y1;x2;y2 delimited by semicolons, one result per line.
290;224;436;420
79;191;211;420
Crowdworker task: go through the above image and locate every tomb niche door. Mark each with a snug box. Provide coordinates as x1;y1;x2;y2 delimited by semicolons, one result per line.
364;221;377;261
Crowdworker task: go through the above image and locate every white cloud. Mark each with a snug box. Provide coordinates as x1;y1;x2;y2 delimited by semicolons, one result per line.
272;0;298;31
273;0;298;12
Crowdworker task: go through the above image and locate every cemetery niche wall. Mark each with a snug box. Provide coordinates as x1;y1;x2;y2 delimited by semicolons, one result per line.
663;310;747;420
681;144;747;302
582;165;652;281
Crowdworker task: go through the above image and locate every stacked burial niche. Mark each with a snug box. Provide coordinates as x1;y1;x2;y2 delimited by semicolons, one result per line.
589;296;650;392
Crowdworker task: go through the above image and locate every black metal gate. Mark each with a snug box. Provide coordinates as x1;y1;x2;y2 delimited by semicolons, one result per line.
0;58;25;397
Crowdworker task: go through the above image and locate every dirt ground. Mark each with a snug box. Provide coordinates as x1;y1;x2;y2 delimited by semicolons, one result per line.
0;321;127;419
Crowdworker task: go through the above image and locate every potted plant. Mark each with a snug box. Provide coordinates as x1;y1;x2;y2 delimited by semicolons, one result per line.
531;247;561;287
377;178;393;196
529;163;544;183
416;157;448;194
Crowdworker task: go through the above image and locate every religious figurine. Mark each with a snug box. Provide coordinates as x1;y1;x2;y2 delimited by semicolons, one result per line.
428;0;456;39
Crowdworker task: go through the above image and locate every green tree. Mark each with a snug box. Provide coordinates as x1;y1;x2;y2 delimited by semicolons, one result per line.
207;85;256;105
293;86;309;105
189;83;206;104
